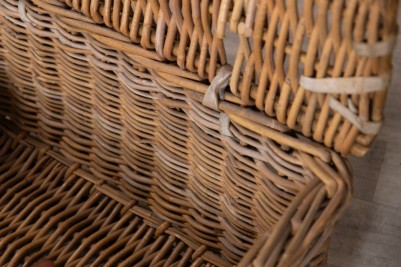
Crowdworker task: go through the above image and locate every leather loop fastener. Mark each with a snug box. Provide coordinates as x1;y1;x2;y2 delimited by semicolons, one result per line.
220;113;233;137
300;75;389;95
329;97;382;135
202;65;232;110
353;37;396;57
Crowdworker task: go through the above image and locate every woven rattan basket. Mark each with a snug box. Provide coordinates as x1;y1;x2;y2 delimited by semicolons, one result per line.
4;0;397;157
0;124;352;266
0;0;389;266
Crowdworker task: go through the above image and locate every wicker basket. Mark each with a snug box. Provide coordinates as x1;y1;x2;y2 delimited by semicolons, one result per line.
0;0;356;266
0;124;352;266
5;0;397;157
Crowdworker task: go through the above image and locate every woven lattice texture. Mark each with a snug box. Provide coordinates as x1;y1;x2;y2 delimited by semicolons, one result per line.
0;0;356;266
0;123;350;266
0;130;226;266
10;0;398;156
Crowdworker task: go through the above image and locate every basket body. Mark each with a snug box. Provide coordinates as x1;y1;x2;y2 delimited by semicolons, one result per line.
0;128;349;266
0;0;357;266
7;0;397;157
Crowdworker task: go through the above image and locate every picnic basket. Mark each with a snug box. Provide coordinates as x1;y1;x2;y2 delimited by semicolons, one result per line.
0;123;352;266
4;0;397;157
0;0;389;266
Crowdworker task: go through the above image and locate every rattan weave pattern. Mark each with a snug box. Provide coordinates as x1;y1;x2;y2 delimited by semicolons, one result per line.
0;119;350;266
27;0;400;157
0;0;357;266
0;129;227;266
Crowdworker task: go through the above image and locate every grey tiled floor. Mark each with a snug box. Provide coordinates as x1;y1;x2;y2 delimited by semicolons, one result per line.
328;9;401;267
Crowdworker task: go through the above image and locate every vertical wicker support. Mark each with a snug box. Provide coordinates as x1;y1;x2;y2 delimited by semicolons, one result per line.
0;76;11;117
86;35;123;186
0;14;11;117
150;72;193;227
186;93;227;250
53;19;95;167
118;56;157;203
22;0;65;147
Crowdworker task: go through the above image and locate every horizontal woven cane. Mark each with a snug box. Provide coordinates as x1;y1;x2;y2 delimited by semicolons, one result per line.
0;0;357;266
4;0;397;156
0;128;227;266
0;118;351;266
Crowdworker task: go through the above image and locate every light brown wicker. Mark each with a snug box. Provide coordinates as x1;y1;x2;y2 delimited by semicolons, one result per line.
7;0;397;156
0;118;352;267
0;0;379;266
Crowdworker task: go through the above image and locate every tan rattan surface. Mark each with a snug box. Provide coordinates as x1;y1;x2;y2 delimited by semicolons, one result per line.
13;0;399;156
0;119;351;266
0;0;389;266
0;128;227;266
